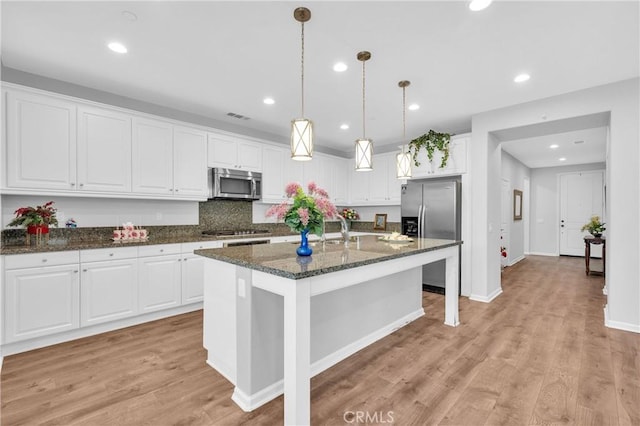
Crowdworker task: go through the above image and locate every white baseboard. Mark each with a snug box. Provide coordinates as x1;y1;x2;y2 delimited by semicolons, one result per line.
226;308;425;412
527;252;558;257
1;303;203;356
469;287;503;303
508;255;525;266
604;306;640;333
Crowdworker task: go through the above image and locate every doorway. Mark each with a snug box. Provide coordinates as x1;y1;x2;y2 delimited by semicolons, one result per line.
559;170;605;257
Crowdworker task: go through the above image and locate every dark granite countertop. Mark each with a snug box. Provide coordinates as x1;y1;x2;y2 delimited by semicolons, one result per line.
0;233;281;255
194;235;462;280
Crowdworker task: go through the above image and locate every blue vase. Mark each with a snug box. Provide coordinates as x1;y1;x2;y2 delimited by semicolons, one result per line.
296;229;313;256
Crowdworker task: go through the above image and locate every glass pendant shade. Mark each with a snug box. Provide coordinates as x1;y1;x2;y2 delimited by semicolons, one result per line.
355;138;373;171
291;118;313;161
396;150;412;179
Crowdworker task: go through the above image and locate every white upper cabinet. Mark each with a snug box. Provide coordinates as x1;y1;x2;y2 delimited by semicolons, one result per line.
262;145;287;203
208;133;262;172
411;134;469;178
349;152;401;206
349;166;371;204
77;106;132;193
132;117;174;195
5;89;77;190
3;85;208;201
173;126;208;198
330;157;349;205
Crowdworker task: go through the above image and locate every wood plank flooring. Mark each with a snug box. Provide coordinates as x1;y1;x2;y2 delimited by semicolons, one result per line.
2;255;639;425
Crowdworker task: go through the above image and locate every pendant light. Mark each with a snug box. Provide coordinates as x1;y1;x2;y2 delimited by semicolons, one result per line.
355;51;373;171
396;80;412;179
291;7;313;161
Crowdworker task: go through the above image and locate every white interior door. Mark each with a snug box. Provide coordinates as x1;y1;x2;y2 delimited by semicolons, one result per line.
559;171;604;256
501;179;510;266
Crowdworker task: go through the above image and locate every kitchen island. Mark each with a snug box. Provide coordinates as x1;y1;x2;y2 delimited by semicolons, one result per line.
195;235;462;425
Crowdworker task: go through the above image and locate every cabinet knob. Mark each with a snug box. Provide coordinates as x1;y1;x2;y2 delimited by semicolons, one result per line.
74;270;79;273
175;189;179;192
160;249;164;252
42;258;47;263
70;182;76;187
109;253;114;256
169;189;173;192
83;269;88;272
79;183;84;187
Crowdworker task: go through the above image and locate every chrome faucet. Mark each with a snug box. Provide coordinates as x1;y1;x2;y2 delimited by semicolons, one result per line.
337;214;350;248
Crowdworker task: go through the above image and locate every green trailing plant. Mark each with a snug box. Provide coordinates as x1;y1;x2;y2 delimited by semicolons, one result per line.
407;130;452;169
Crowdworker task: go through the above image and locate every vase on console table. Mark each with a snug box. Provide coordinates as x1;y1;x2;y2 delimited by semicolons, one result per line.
297;229;313;256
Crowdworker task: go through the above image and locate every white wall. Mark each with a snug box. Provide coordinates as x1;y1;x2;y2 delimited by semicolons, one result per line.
529;163;605;255
500;151;531;264
470;77;639;332
1;195;199;228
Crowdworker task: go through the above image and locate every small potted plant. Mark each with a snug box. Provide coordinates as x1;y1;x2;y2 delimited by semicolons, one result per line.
581;215;605;237
8;201;58;236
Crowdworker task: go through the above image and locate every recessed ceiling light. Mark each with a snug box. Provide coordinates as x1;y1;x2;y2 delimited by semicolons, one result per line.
108;42;128;54
340;124;349;130
514;73;530;83
469;0;493;11
408;104;420;111
263;97;275;105
559;157;567;162
549;144;559;149
333;62;348;72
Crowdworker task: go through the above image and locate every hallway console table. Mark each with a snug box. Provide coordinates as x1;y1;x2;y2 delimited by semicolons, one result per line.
196;235;462;425
584;235;606;276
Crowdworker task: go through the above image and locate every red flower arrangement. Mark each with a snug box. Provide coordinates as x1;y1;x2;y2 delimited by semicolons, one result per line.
8;201;58;228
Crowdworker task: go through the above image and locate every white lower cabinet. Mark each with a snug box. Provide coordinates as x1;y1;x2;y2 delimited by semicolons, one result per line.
181;241;223;304
137;244;183;313
80;259;138;327
138;254;182;314
2;240;223;350
5;263;80;343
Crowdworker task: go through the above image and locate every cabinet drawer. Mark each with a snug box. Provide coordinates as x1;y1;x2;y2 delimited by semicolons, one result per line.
4;251;80;270
181;241;222;253
137;243;182;257
80;246;138;263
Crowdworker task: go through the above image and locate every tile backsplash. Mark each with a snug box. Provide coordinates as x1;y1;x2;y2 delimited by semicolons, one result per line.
1;198;398;246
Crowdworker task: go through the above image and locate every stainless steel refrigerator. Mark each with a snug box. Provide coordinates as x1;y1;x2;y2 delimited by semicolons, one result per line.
401;177;461;294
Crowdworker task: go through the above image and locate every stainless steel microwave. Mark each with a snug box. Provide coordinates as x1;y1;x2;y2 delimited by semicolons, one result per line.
208;168;262;200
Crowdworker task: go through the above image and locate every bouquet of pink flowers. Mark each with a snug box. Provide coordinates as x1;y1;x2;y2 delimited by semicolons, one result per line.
266;182;337;236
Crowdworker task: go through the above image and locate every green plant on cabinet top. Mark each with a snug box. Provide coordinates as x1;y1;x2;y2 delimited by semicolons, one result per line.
408;130;452;169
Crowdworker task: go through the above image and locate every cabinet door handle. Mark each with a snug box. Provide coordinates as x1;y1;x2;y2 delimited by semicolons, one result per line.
160;249;164;252
109;253;114;257
83;269;88;272
70;182;76;187
175;189;179;192
42;259;48;263
79;183;84;187
74;270;79;273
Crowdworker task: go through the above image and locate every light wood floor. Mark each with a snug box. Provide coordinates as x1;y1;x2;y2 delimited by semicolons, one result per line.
1;256;638;425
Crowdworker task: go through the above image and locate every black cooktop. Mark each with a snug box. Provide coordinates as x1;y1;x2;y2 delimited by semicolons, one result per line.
202;229;271;237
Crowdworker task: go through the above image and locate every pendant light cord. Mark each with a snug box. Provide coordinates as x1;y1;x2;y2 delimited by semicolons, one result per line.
402;85;406;153
362;59;366;139
301;21;305;117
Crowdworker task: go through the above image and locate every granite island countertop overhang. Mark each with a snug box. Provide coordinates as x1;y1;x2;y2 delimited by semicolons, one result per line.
194;235;462;280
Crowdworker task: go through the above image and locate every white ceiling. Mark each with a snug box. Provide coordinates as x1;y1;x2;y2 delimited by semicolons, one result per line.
2;1;638;165
501;127;607;169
